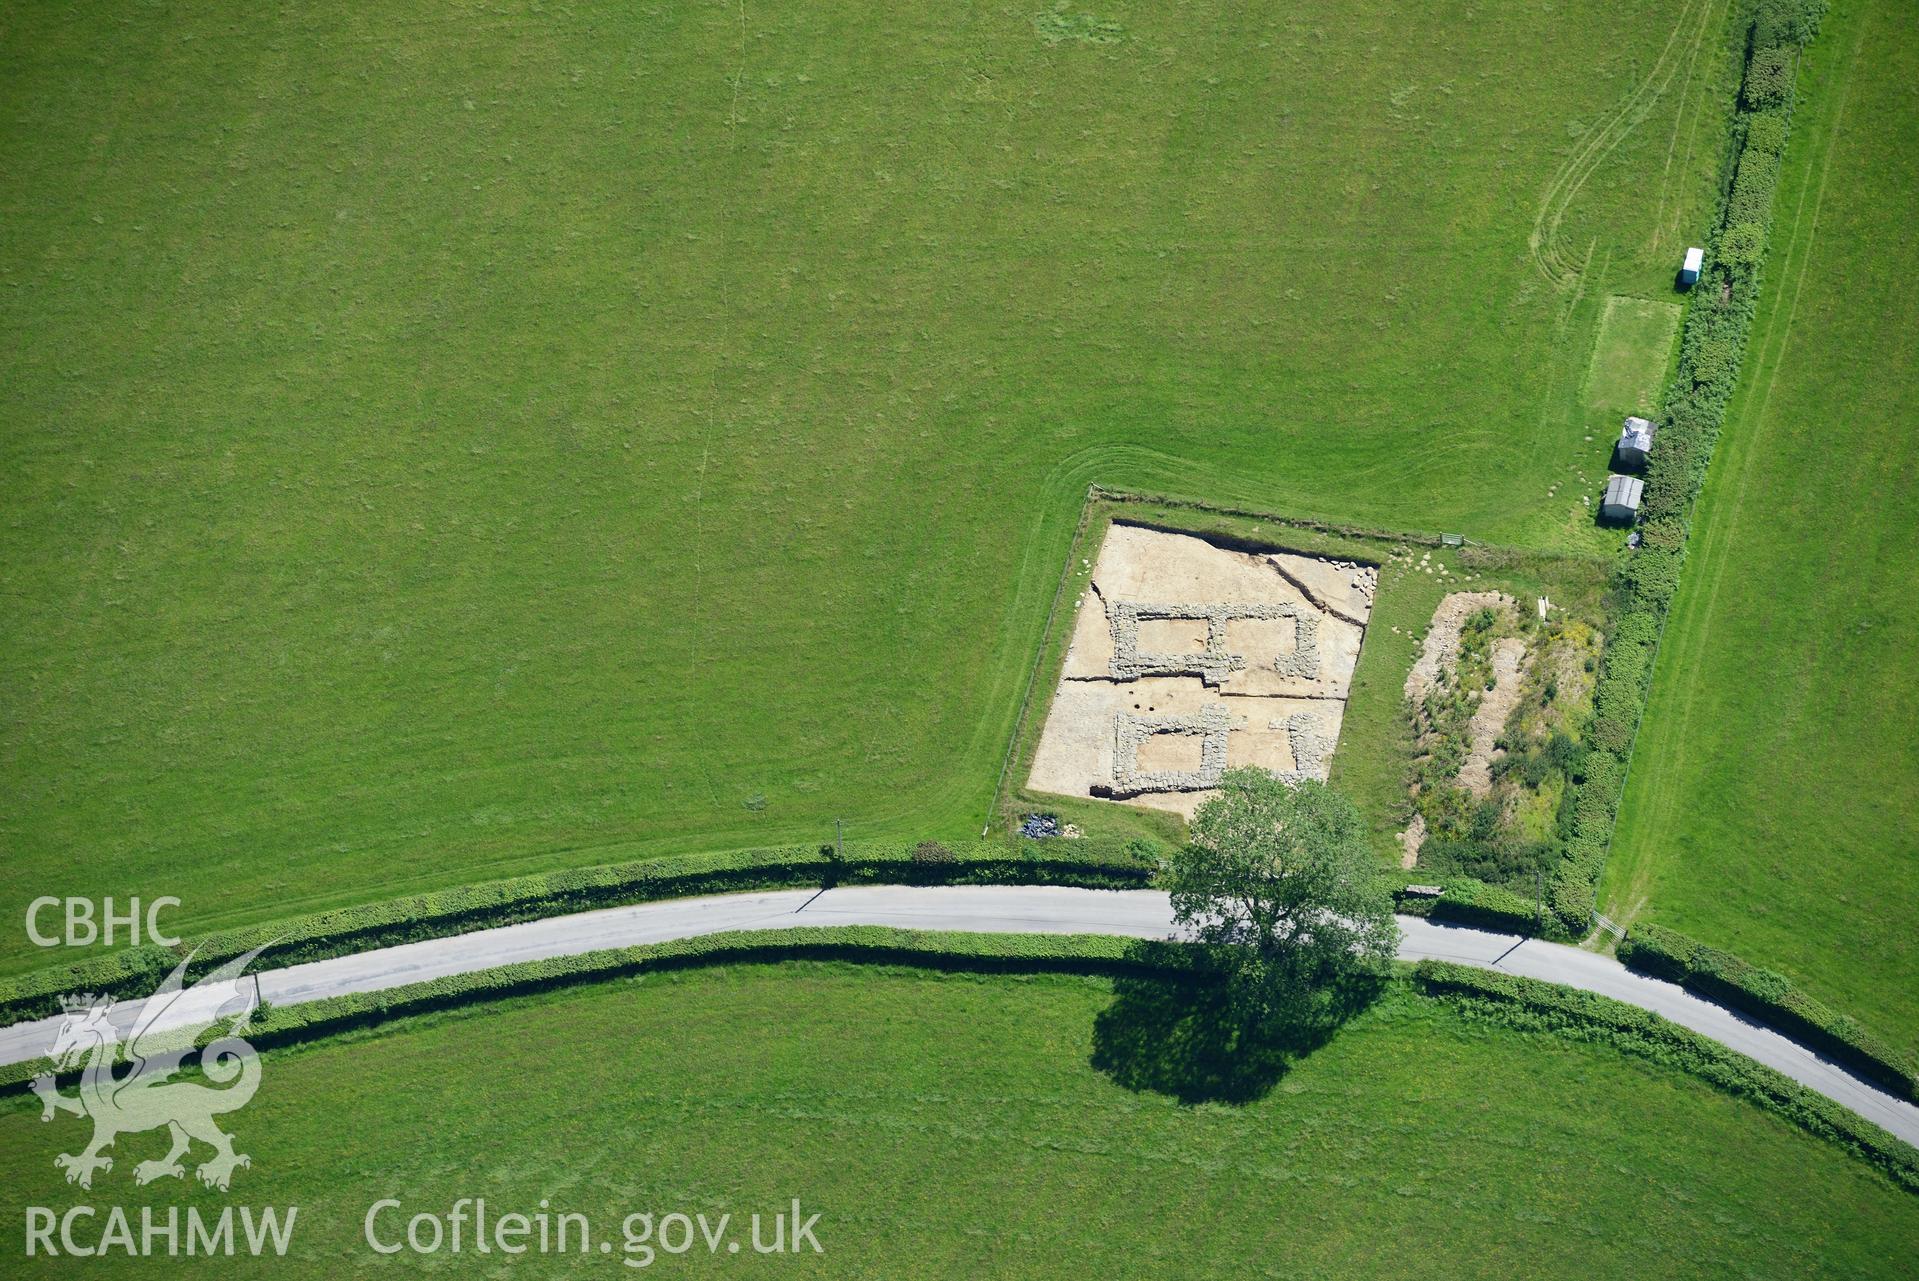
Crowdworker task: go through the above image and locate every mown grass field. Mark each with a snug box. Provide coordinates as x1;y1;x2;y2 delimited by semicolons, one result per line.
1604;0;1919;1054
1584;296;1682;419
0;0;1740;966
2;965;1913;1277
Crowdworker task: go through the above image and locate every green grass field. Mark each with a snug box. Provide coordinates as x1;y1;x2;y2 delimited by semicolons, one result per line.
1603;0;1919;1054
3;964;1913;1277
1584;295;1682;418
0;0;1742;967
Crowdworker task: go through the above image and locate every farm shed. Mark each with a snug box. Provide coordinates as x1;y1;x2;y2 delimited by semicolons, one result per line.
1601;474;1644;523
1615;415;1658;470
1678;246;1704;289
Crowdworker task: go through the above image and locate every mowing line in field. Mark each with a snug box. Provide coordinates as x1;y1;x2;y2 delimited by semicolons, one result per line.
1649;0;1732;258
683;0;756;809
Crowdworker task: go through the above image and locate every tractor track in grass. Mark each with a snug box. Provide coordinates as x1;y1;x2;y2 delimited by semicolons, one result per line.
1529;0;1719;290
1649;0;1733;259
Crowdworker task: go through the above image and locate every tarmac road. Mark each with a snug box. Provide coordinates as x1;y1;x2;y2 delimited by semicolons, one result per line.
6;884;1914;1148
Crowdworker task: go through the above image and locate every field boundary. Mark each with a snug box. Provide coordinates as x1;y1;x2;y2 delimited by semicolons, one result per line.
1617;921;1917;1099
1548;0;1831;932
1414;959;1919;1194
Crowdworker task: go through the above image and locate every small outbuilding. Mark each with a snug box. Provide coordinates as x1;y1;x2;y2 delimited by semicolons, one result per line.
1678;246;1704;289
1615;415;1657;470
1600;474;1644;524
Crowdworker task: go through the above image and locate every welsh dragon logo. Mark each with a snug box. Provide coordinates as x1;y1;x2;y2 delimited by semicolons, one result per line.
31;947;270;1191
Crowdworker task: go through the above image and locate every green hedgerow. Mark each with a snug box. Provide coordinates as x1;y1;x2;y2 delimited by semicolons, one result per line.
1742;45;1796;110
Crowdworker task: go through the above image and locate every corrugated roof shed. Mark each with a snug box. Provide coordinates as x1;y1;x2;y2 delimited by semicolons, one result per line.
1601;474;1644;521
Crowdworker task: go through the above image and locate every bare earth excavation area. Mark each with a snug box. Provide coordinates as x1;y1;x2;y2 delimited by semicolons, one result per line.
1397;592;1523;865
1407;592;1528;796
1027;525;1374;817
1396;588;1601;871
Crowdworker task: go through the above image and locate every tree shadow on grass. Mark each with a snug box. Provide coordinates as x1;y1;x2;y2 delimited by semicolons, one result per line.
1090;942;1385;1105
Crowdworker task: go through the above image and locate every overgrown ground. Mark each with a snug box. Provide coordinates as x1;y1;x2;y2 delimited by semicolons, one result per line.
0;0;1740;967
2;964;1914;1277
1604;0;1918;1054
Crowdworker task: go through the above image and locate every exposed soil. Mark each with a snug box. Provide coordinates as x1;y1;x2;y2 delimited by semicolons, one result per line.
1458;635;1531;796
1397;812;1426;869
1399;591;1527;862
1404;591;1517;703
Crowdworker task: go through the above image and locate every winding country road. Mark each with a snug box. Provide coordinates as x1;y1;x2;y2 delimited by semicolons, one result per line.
6;885;1915;1148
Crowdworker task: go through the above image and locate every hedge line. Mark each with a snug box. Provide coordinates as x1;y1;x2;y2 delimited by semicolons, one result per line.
1548;0;1828;930
1618;922;1919;1101
0;837;1158;1028
0;926;1171;1093
0;943;184;1034
1413;959;1919;1195
1387;872;1573;942
1522;0;1916;1122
